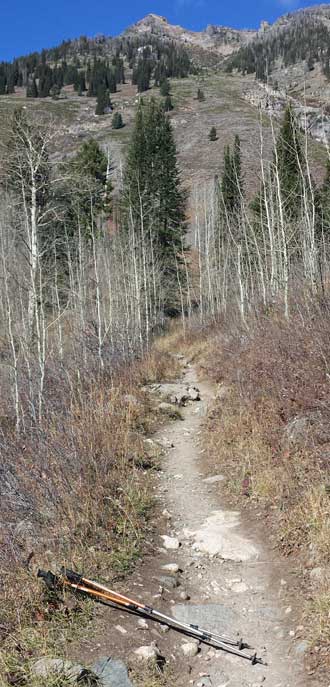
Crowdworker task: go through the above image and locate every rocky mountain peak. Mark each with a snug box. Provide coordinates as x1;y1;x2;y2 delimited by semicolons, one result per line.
137;14;169;26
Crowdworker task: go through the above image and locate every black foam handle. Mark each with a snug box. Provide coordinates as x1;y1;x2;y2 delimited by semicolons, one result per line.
37;569;58;590
60;567;83;585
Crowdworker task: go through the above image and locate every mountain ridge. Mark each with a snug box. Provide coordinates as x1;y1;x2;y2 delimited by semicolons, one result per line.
121;5;330;57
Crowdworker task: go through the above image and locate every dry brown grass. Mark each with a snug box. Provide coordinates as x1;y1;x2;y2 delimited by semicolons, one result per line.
194;299;330;663
0;342;182;686
129;660;174;687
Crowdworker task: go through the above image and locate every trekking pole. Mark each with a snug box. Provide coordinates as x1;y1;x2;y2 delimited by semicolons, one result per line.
61;567;251;651
38;569;265;665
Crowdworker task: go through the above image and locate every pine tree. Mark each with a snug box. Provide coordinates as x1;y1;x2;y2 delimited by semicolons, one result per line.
68;139;112;238
221;145;235;213
95;86;111;115
275;105;304;220
107;70;117;93
6;72;15;94
209;127;217;141
160;78;170;96
163;95;174;112
233;134;243;197
123;99;186;312
73;70;86;93
38;65;53;97
0;70;6;95
221;137;243;217
72;139;108;183
112;112;124;129
26;78;38;98
317;158;330;236
50;84;61;99
132;59;152;93
324;57;330;80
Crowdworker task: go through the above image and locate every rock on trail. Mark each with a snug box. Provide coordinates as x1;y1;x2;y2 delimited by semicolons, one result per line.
160;534;181;550
190;510;259;561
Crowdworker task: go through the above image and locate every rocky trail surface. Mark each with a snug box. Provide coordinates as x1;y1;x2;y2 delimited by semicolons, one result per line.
56;359;317;687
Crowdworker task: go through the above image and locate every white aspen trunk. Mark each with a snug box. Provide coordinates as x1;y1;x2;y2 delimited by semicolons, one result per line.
196;211;204;323
91;200;104;369
271;118;290;318
27;175;38;339
237;244;247;326
54;247;64;361
36;256;46;422
1;238;20;432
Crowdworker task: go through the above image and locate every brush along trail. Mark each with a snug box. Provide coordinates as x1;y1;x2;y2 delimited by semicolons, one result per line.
69;358;318;687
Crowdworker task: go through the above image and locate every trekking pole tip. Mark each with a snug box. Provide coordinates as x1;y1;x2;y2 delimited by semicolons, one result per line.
251;653;267;666
238;638;253;651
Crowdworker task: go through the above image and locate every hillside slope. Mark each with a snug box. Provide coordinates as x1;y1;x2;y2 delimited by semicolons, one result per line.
0;5;329;197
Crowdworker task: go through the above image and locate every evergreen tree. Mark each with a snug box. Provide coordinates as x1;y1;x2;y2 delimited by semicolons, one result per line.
275;105;304;220
95;86;111;115
221;136;243;216
78;72;86;92
209;127;217;141
317;158;330;236
72;139;108;184
251;108;304;222
160;78;170;96
112;56;125;84
222;145;235;212
324;57;330;81
123;99;186;312
50;84;61;99
307;55;315;71
132;59;152;93
26;78;38;98
163;95;174;112
233;134;243;196
112;111;124;129
38;65;53;97
107;70;117;93
63;64;79;86
53;66;64;89
6;72;15;94
67;139;112;238
0;73;6;95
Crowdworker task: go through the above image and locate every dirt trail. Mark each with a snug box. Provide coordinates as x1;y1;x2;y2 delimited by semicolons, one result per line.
152;361;313;687
74;360;316;687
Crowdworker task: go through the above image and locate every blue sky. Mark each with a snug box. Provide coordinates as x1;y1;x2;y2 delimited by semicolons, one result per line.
0;0;327;61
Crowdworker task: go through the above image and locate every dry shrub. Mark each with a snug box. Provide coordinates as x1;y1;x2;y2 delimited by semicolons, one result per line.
154;319;215;364
201;297;330;652
0;342;180;681
135;348;181;384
